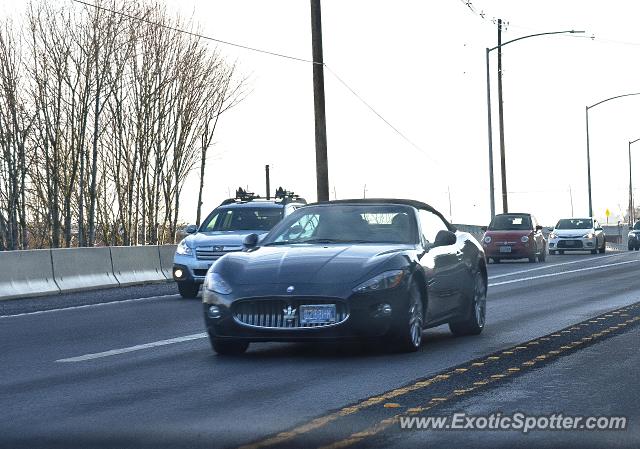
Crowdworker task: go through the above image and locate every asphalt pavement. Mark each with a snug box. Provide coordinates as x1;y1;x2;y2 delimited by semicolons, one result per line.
1;250;639;449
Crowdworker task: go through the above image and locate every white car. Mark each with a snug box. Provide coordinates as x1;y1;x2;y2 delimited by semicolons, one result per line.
548;217;606;255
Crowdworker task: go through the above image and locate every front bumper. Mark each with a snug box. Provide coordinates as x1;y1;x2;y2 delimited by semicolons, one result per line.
548;236;596;251
172;253;218;284
202;286;411;342
482;242;535;259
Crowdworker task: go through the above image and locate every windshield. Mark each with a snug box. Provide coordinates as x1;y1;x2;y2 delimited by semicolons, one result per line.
200;207;283;232
555;218;593;230
488;214;532;231
261;204;418;245
634;221;640;230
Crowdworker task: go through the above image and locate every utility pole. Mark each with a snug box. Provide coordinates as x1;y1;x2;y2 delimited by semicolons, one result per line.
497;18;508;213
265;165;271;199
569;185;574;217
310;0;329;201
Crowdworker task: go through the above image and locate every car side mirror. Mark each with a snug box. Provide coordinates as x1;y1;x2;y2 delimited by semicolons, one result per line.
185;224;198;234
595;227;603;231
433;230;457;247
243;233;259;249
535;225;543;231
481;226;487;232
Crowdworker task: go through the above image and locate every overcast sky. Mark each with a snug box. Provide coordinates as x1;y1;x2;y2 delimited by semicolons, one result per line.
8;0;640;226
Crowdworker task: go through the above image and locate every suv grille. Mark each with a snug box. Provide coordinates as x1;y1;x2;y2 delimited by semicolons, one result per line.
233;298;349;328
558;240;583;249
196;248;241;261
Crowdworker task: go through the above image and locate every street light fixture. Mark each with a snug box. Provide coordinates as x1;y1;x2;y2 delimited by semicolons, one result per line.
585;92;640;217
486;28;585;219
628;137;640;226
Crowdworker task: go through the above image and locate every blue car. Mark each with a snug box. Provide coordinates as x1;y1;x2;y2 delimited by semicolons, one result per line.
173;188;306;298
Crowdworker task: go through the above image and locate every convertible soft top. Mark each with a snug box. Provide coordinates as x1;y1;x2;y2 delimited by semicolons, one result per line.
306;198;455;231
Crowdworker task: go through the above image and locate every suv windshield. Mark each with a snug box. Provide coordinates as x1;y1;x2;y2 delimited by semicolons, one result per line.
262;204;417;245
556;218;593;230
488;214;532;231
200;207;283;232
634;221;640;230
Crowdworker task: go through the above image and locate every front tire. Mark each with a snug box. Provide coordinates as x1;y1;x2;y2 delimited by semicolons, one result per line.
177;281;200;299
391;281;424;352
599;241;606;254
449;272;486;336
549;250;557;255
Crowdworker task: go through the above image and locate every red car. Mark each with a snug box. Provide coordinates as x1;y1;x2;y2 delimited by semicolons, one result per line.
481;213;547;263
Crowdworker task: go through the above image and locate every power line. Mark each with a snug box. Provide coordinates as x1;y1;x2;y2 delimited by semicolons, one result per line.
72;0;441;166
324;66;440;165
71;0;316;64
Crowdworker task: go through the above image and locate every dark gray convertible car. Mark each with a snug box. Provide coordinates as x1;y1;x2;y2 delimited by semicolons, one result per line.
202;199;487;355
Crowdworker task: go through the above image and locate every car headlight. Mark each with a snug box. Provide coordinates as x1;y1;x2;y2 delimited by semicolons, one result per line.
353;270;405;293
521;235;529;243
549;232;557;239
629;232;636;238
205;272;232;295
176;239;193;256
582;233;595;239
483;236;492;244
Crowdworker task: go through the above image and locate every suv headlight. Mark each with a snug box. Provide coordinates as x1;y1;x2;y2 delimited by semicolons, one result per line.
483;236;492;244
353;270;405;293
582;232;595;239
176;239;193;256
549;232;558;239
205;272;232;295
521;235;529;243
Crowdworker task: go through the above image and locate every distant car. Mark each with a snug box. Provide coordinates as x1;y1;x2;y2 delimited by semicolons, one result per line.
548;217;605;255
173;188;306;298
481;213;546;263
628;221;640;250
202;199;488;355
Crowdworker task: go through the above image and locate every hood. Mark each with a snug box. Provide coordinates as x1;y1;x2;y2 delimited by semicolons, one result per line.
184;230;268;249
484;230;532;241
552;228;593;237
218;244;412;285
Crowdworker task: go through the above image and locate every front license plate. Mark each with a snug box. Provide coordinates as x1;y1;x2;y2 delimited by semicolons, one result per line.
499;246;512;253
300;304;337;324
565;240;576;246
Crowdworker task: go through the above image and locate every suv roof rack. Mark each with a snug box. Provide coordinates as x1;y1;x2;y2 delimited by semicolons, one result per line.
219;187;262;205
274;187;307;205
219;186;307;206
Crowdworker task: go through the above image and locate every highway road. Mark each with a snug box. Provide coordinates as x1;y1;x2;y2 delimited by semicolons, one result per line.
2;250;640;449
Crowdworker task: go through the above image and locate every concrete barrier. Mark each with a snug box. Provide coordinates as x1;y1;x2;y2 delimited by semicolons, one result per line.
158;245;177;280
0;249;60;300
110;245;166;286
51;247;119;293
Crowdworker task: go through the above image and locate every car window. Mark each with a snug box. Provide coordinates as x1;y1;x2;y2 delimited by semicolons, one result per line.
274;214;320;241
489;214;532;231
555;218;593;230
418;209;448;243
263;204;418;244
200;207;283;232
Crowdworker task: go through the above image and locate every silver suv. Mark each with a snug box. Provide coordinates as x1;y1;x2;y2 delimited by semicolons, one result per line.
173;188;306;298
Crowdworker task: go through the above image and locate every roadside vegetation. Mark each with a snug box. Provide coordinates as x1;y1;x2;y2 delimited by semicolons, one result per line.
0;0;245;250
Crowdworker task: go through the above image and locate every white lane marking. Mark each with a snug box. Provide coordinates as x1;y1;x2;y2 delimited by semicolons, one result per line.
0;294;181;319
56;332;207;363
488;252;631;280
488;259;640;287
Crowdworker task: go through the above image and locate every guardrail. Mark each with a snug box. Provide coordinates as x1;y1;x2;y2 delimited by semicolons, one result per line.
0;245;176;301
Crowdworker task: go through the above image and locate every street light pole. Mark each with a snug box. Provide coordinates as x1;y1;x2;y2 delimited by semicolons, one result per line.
485;28;584;220
497;19;508;213
585;92;640;217
628;138;640;226
485;47;495;220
